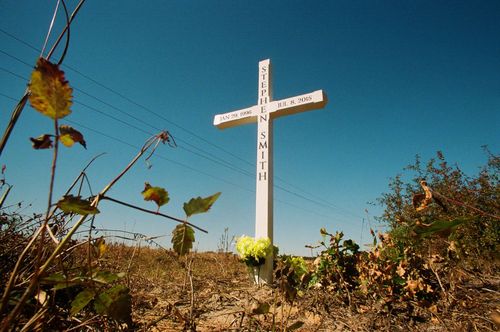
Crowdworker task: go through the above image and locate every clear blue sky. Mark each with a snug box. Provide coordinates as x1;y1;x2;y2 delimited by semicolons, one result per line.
1;1;499;256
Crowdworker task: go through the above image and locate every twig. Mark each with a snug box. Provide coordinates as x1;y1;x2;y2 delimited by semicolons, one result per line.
187;256;195;328
0;91;28;156
40;118;60;240
142;311;171;331
31;153;105;228
239;311;245;329
100;196;208;234
45;224;59;244
126;239;141;288
86;215;97;288
66;315;101;331
0;184;12;209
76;227;168;241
428;261;449;303
46;0;86;61
65;153;106;195
54;0;71;65
434;192;500;220
453;312;496;331
40;0;61;57
19;306;48;332
142;302;185;331
481;287;499;294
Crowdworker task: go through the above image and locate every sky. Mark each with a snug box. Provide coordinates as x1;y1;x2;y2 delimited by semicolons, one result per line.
0;0;499;256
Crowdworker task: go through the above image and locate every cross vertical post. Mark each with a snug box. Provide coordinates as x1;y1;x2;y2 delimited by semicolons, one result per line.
213;59;328;284
255;60;274;283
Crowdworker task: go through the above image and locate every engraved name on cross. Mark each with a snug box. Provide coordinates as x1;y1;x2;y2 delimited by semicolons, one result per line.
213;59;327;284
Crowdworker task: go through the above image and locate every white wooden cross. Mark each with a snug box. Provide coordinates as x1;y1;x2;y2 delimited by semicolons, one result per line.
213;59;327;284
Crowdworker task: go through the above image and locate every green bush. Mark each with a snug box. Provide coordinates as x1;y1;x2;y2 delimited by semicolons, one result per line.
377;149;499;267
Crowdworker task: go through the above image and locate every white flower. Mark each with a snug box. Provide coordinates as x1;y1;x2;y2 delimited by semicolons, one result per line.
235;235;272;266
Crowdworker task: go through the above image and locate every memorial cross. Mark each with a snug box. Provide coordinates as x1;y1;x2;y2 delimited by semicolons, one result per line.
213;59;327;283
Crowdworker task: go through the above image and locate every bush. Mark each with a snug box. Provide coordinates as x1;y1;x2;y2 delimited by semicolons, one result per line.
376;149;499;267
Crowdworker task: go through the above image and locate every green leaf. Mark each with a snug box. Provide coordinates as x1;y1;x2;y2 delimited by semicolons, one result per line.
42;272;66;283
92;271;124;284
342;239;359;253
414;218;467;238
171;223;195;255
287;321;305;331
183;192;221;218
53;278;83;290
394;275;406;286
41;272;84;290
94;285;132;323
251;302;270;315
142;182;169;210
71;289;95;316
57;195;100;215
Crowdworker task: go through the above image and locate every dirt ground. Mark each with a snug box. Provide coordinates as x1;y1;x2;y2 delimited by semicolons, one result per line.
104;247;500;331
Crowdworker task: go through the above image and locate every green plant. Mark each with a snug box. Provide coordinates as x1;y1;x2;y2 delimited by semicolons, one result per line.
171;192;221;256
377;150;500;267
275;255;309;303
309;229;360;305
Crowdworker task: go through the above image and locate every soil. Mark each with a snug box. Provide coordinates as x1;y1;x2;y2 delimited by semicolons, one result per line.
107;248;500;332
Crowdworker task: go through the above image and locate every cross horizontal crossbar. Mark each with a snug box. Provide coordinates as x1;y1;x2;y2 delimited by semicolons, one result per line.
213;89;327;129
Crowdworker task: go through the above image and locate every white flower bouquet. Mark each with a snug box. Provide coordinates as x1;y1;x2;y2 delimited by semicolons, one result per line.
235;235;272;267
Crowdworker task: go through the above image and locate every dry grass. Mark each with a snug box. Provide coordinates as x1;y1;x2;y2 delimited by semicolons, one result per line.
0;231;498;331
96;244;499;331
